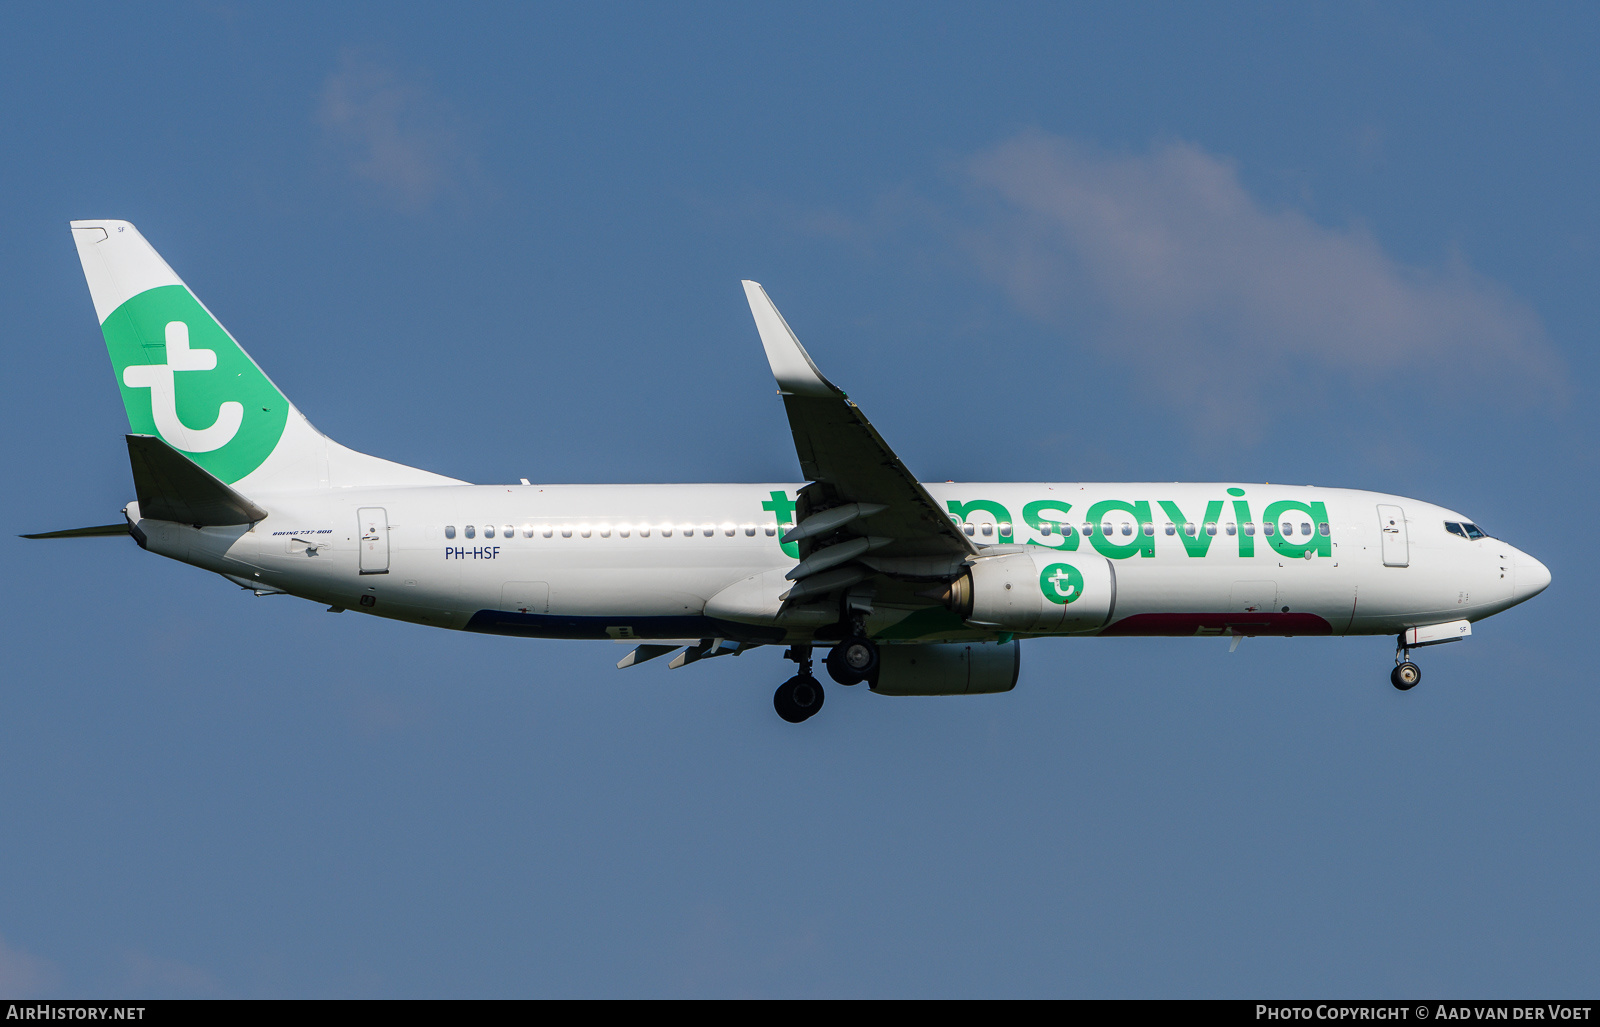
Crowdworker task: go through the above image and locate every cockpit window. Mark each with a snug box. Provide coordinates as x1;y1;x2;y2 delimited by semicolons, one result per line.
1445;522;1467;538
1464;523;1487;540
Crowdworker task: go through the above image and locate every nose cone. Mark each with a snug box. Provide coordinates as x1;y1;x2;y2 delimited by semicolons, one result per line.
1513;550;1551;604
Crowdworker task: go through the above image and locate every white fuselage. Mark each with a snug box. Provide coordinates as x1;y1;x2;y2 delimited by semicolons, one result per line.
129;481;1549;645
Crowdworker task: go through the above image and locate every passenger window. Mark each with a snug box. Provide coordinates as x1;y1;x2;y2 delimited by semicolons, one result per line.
1039;523;1053;536
1082;523;1094;536
1281;522;1293;537
1300;522;1311;536
1183;522;1195;537
1062;524;1075;537
639;526;650;538
998;522;1012;538
1318;523;1329;537
484;525;495;539
1165;523;1175;536
1226;523;1237;536
542;526;553;538
1244;523;1256;536
744;525;756;537
502;525;512;538
1205;522;1217;536
1142;523;1154;536
1262;522;1274;536
1120;523;1132;537
445;525;456;539
465;525;476;539
619;526;630;538
963;523;975;536
1101;522;1113;537
662;525;672;537
600;525;611;538
981;523;993;537
764;525;776;537
522;525;533;538
702;525;714;537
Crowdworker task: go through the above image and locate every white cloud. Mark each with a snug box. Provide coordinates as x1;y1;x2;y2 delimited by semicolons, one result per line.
118;950;227;998
964;132;1562;430
317;50;482;212
0;934;61;996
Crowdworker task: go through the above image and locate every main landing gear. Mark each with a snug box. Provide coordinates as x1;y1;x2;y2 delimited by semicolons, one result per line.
825;634;879;686
773;612;881;722
774;645;825;723
1391;637;1422;691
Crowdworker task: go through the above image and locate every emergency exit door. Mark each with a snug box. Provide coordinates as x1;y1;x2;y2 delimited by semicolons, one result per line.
1377;504;1408;568
358;507;390;574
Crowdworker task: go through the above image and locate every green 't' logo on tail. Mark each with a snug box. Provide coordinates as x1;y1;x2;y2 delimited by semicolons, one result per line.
101;285;288;484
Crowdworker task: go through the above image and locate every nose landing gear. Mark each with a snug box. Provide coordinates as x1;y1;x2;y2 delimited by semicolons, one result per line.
1391;636;1422;691
774;645;825;723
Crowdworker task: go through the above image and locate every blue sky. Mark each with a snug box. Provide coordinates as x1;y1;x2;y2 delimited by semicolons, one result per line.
1;3;1595;997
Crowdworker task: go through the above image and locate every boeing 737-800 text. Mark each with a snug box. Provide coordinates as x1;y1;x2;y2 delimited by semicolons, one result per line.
28;221;1551;722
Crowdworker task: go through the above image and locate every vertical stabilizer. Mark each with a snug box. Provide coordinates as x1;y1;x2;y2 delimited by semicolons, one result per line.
70;220;460;492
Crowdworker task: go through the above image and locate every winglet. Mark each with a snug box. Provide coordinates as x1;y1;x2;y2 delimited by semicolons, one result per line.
741;281;840;398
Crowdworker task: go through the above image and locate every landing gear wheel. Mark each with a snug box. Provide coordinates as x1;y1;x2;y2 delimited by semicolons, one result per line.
774;674;825;723
825;636;878;685
1391;662;1421;690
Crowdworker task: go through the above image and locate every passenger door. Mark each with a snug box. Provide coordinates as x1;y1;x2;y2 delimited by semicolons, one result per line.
358;507;390;575
1377;504;1408;568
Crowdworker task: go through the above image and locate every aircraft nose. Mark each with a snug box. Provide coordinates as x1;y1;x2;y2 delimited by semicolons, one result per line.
1513;549;1551;603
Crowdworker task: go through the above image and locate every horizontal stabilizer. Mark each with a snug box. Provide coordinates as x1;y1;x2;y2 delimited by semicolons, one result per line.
126;434;268;525
20;523;129;540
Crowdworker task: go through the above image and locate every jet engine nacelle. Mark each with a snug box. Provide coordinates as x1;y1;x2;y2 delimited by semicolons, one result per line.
869;640;1021;696
947;551;1115;633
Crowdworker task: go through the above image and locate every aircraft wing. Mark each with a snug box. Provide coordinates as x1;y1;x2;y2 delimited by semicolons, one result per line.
742;282;975;603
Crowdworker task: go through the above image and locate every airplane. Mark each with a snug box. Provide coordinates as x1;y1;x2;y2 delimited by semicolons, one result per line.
29;220;1551;723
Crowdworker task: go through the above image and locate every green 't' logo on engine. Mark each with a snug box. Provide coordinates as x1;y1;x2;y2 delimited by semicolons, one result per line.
1039;562;1084;605
101;285;288;484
